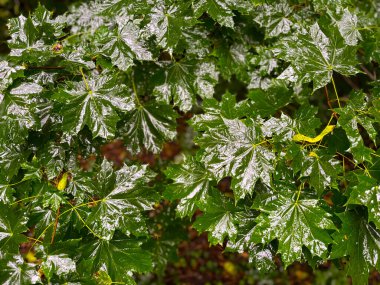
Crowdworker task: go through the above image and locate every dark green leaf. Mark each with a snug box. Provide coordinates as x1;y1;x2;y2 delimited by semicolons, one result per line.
331;211;380;285
252;192;336;267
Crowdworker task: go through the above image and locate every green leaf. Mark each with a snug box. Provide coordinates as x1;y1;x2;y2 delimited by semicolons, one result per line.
347;175;380;229
0;118;28;181
193;191;241;245
153;60;219;111
252;192;336;267
195;118;275;200
300;151;341;196
331;211;380;285
247;81;292;117
0;205;28;254
54;73;134;139
42;190;66;212
191;92;252;130
144;1;195;49
277;22;359;90
0;82;43;128
0;61;24;92
0;255;41;284
253;2;293;38
41;254;76;281
294;103;322;137
122;101;177;154
214;42;249;81
7;5;63;62
336;91;376;163
95;19;153;71
85;159;157;240
337;8;362;46
164;156;215;218
193;0;235;28
80;237;152;281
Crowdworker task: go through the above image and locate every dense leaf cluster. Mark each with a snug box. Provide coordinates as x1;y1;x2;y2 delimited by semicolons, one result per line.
0;0;379;284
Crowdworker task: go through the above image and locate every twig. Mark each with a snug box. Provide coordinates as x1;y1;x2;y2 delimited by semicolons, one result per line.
324;86;338;119
360;64;376;80
341;76;359;90
331;76;341;108
51;206;61;244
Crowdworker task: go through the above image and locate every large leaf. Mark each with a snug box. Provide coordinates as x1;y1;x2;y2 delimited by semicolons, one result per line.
0;82;43;128
277;22;359;90
347;175;380;229
336;91;376;163
252;192;336;267
0;255;41;284
54;73;134;139
85;160;157;240
153;60;219;111
193;0;235;28
122;101;177;154
95;19;153;71
80;237;152;281
253;1;293;38
195;118;275;200
144;1;195;49
0;118;28;181
300;151;341;196
331;211;380;285
193;191;242;245
0;205;28;254
0;61;24;92
164;156;215;218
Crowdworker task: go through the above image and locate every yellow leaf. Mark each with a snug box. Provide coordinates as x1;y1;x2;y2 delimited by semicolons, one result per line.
308;151;318;158
223;261;237;276
57;172;69;191
293;125;335;143
25;251;37;263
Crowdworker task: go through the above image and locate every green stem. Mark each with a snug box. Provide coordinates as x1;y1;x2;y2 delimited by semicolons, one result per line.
72;206;104;240
80;67;91;92
10;195;42;206
357;26;380;31
31;200;102;248
131;73;142;107
61;32;89;42
331;76;341;108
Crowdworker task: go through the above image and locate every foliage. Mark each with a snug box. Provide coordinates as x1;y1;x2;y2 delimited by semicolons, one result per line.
0;0;379;284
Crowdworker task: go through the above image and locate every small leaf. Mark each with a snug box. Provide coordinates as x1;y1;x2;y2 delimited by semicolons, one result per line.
57;173;69;191
164;156;215;218
193;191;241;245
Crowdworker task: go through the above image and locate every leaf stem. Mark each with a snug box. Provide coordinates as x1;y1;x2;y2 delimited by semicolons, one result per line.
61;32;89;42
6;179;26;187
357;26;380;31
331;76;341;108
131;72;142;107
71;205;105;240
295;182;304;204
51;206;61;244
10;195;42;205
80;67;91;92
